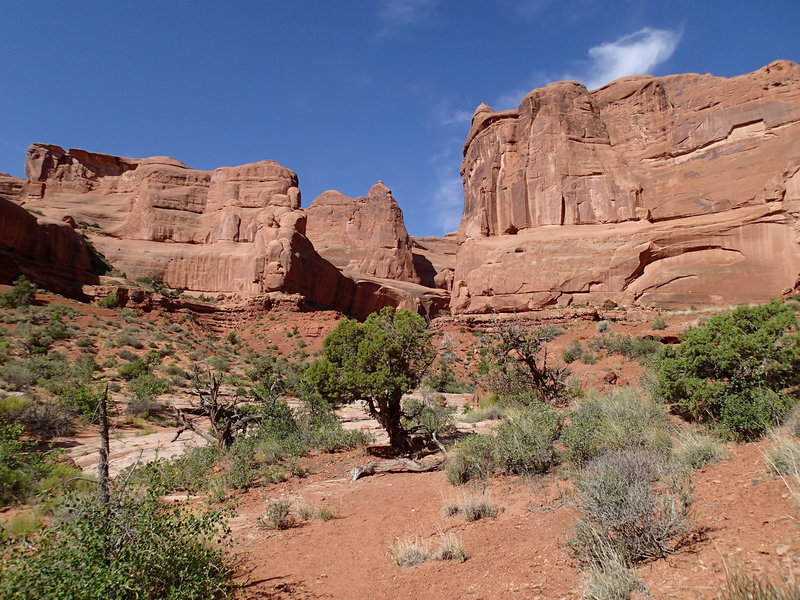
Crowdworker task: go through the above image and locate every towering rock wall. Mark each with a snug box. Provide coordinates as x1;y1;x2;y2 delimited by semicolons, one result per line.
16;145;448;318
305;182;421;283
454;60;800;312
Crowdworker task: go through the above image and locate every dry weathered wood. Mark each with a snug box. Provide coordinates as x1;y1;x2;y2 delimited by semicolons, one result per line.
98;384;110;507
350;458;444;481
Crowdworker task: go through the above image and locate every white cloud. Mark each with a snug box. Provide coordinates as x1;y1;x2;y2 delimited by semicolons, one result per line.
569;27;682;90
377;0;437;26
431;98;472;127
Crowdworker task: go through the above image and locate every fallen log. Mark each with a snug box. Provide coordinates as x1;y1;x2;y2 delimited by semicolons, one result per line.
350;458;444;481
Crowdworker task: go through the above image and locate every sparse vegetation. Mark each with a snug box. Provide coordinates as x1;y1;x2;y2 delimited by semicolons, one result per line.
656;300;800;439
433;532;467;562
442;494;502;522
260;498;295;530
390;535;429;567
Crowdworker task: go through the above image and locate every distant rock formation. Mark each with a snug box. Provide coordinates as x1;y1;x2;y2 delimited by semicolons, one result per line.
15;145;447;318
454;60;800;312
3;61;800;317
306;182;421;283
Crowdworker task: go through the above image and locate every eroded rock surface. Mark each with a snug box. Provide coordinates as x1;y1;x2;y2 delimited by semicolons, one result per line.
306;182;420;283
455;60;800;312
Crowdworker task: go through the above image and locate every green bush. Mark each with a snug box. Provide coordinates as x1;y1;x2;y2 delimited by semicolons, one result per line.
589;334;661;363
649;315;668;331
495;403;561;476
97;292;120;309
656;300;800;439
426;358;471;393
0;276;37;309
118;359;152;381
0;493;234;599
561;389;673;466
445;434;497;485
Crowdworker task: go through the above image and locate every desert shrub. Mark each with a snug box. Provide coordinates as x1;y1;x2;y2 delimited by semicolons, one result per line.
118;358;152;381
589;334;661;363
461;402;508;423
716;569;800;600
443;494;502;522
583;543;647;600
390;536;429;567
445;434;498;485
207;356;231;373
260;499;295;530
563;340;583;364
481;325;573;406
561;389;673;466
116;331;144;349
0;362;37;391
495;402;561;476
649;315;668;331
123;445;222;494
426;358;471;393
117;349;137;361
402;395;456;447
766;434;800;477
580;351;598;365
0;493;233;599
596;320;611;333
7;397;77;439
97;292;120;309
0;276;37;309
0;423;82;506
127;373;169;401
433;532;467;562
674;432;726;471
656;300;800;440
568;449;692;567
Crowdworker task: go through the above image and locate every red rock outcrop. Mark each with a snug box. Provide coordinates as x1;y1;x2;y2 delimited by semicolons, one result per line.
305;182;420;283
0;190;98;297
17;145;448;318
454;60;800;312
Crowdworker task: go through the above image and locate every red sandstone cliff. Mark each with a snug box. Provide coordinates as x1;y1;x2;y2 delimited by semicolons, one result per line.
453;60;800;312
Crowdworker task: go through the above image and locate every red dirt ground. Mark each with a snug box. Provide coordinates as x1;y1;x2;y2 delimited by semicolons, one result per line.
231;441;799;600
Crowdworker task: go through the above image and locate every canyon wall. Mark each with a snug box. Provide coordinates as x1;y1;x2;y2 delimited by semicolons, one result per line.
454;60;800;312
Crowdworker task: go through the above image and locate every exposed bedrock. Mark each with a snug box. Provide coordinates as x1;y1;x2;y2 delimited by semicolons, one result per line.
454;60;800;312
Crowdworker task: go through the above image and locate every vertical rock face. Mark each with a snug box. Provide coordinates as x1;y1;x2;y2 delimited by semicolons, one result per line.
305;182;421;283
17;144;367;310
454;60;800;312
0;190;97;297
15;145;449;318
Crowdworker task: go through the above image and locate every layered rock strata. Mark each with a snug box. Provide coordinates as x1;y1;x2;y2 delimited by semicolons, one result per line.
455;60;800;312
306;182;421;283
18;145;446;318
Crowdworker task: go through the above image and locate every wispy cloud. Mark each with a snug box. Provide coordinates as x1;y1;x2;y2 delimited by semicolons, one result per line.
567;27;682;89
432;171;463;235
490;27;681;109
376;0;438;36
431;98;472;127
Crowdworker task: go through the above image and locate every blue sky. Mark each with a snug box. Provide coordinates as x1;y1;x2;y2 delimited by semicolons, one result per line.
1;1;798;236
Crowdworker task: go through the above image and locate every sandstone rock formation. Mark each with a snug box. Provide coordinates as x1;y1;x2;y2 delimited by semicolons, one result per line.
305;182;420;283
454;60;800;312
0;185;98;297
16;145;448;318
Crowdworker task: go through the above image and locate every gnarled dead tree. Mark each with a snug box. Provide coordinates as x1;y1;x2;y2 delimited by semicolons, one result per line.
172;365;263;449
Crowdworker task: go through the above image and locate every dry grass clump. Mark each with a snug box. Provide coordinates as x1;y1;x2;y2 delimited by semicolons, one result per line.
766;434;800;477
297;504;338;522
675;431;727;471
716;570;800;600
390;536;430;567
259;499;295;530
433;532;467;563
442;494;502;522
